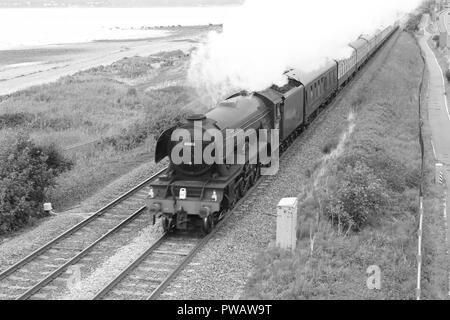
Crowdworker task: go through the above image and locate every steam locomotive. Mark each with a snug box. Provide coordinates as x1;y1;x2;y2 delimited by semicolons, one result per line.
147;25;398;234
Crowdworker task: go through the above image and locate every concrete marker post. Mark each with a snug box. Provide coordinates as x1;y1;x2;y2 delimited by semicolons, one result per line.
43;203;56;216
276;198;298;252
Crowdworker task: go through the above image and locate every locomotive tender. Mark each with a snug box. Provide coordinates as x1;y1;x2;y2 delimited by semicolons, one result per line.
147;25;398;234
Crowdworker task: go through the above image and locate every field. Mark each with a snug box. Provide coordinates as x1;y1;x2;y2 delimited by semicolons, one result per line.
243;32;447;300
0;49;200;212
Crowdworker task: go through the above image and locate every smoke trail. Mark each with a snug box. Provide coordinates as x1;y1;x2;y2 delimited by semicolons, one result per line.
188;0;422;104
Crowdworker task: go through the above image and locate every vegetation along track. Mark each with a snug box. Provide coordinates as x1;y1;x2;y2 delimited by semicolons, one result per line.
95;30;402;301
0;30;400;301
0;168;166;300
91;31;400;299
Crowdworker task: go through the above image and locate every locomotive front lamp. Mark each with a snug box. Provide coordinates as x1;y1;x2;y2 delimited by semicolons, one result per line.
148;187;155;199
211;191;218;202
179;188;187;200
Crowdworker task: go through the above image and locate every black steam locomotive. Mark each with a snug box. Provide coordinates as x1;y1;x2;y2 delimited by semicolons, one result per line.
147;25;398;234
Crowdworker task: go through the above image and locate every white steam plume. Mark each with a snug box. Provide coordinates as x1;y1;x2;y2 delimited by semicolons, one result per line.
188;0;422;104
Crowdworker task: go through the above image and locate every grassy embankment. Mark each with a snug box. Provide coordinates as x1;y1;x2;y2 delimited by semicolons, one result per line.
243;32;448;299
424;23;450;300
0;50;196;211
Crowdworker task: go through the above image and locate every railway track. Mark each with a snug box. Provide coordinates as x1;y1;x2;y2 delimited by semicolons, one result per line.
0;168;166;300
93;174;275;300
90;30;402;301
93;233;202;300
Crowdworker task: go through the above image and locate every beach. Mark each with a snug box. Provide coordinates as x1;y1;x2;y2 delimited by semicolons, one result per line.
0;25;215;96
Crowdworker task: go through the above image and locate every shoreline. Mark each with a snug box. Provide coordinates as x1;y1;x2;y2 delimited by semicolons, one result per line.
0;25;215;96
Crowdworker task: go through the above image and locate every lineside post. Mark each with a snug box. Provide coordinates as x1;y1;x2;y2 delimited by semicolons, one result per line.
276;198;298;252
417;196;424;301
436;163;445;185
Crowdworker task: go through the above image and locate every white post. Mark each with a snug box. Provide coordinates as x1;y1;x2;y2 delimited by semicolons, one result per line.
43;203;55;216
436;163;445;185
276;198;298;252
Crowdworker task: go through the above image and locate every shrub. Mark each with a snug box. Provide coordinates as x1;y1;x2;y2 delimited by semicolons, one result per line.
404;13;423;33
445;70;450;83
98;107;190;152
0;132;72;234
0;112;33;129
127;87;137;96
322;138;340;155
324;162;388;231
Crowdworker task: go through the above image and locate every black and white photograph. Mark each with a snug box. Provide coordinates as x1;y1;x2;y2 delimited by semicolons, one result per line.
0;0;449;306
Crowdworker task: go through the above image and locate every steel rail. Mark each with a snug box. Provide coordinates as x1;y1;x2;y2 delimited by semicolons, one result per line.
0;168;166;281
92;233;169;300
17;206;148;300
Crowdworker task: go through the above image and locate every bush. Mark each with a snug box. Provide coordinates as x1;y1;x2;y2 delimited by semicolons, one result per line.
0;132;72;234
432;35;440;47
98;107;190;152
404;13;423;33
322;138;339;155
0;112;34;129
445;70;450;83
324;162;389;231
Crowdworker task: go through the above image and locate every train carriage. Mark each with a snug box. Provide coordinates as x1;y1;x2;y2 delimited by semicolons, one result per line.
383;26;394;40
336;47;357;87
350;38;370;70
289;61;338;120
360;34;377;57
373;29;384;51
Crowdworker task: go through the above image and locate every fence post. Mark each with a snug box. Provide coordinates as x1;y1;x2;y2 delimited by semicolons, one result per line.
436;163;445;185
276;198;298;252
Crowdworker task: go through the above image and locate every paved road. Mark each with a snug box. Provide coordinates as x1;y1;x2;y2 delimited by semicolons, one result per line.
419;13;450;297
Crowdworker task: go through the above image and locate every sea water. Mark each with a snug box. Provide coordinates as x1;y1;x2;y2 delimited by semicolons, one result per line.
0;7;237;50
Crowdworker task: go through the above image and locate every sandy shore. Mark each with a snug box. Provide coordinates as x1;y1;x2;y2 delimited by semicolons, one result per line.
0;26;212;96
